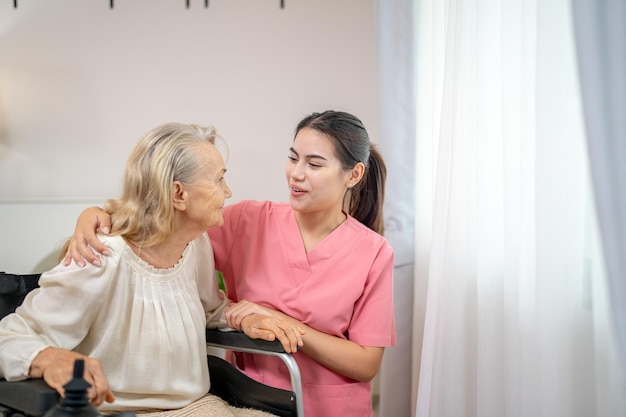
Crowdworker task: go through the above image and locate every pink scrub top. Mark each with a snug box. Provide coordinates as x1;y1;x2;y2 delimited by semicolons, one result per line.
208;200;396;417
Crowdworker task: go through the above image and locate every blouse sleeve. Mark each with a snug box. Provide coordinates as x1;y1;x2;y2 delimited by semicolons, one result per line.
0;258;114;381
192;234;231;330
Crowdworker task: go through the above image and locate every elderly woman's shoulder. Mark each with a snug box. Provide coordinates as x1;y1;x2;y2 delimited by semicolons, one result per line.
96;234;127;256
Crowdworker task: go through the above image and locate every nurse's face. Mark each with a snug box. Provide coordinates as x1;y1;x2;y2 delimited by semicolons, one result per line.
285;127;352;216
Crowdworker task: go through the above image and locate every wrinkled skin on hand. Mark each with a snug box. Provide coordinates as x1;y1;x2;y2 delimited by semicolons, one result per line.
226;301;305;353
30;347;115;406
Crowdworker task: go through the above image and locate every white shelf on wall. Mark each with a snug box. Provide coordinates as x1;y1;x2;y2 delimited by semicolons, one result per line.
9;0;286;9
0;198;108;204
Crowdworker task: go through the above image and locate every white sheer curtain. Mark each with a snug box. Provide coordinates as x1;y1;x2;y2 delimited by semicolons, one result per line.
376;0;418;416
376;0;626;416
571;0;626;387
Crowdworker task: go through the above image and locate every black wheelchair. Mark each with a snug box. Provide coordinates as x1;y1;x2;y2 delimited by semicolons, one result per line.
0;272;304;417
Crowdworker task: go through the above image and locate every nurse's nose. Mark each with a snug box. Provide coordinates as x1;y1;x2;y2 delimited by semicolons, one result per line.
290;161;306;180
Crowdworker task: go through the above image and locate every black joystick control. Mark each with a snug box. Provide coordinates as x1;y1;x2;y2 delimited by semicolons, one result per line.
43;359;134;417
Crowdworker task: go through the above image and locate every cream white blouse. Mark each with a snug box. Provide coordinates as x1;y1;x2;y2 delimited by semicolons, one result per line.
0;233;230;411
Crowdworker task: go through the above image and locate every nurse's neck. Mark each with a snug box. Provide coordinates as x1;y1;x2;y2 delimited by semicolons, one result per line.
294;210;347;253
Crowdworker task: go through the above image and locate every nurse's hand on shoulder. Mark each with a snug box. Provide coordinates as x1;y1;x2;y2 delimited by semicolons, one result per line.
227;301;305;353
63;206;112;268
29;347;115;406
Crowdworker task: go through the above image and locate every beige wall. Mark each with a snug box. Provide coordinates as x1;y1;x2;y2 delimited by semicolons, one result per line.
0;0;378;273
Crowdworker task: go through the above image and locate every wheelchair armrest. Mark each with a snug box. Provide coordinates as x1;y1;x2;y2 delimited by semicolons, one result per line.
0;378;59;417
205;328;304;417
205;328;287;353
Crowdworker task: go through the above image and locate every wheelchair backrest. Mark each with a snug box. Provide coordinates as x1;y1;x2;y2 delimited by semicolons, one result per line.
0;272;41;320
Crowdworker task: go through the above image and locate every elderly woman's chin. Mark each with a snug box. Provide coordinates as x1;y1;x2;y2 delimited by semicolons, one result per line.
209;210;225;228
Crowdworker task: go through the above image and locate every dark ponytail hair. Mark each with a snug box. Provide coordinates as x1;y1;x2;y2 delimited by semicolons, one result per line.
295;110;387;235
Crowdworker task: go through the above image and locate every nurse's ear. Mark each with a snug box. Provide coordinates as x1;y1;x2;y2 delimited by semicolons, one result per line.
346;162;365;189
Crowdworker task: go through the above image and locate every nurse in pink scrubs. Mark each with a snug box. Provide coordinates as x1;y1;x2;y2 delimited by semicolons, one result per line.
66;110;397;417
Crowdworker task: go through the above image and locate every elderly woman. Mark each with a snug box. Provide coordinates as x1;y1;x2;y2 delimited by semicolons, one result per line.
0;123;299;417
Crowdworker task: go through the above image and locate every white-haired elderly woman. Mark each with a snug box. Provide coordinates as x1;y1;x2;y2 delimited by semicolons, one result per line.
0;123;302;417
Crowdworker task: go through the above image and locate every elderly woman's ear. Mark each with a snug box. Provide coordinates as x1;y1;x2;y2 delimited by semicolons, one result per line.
172;181;188;211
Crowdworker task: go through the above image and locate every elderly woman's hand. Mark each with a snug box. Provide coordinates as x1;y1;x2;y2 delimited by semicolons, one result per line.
226;301;304;353
225;300;274;330
29;347;115;406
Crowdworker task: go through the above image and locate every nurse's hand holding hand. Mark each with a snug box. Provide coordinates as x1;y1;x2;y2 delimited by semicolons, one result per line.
226;301;304;353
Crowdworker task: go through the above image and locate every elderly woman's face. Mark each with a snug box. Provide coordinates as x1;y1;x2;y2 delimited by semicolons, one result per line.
183;142;232;230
